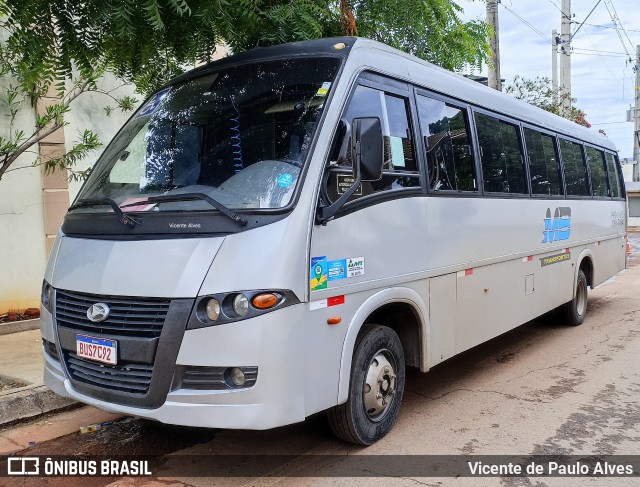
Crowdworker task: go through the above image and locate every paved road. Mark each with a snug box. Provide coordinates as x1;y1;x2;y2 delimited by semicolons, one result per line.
3;235;640;487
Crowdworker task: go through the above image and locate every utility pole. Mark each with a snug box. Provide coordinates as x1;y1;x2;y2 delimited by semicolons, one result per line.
552;29;559;106
487;0;501;91
634;45;640;181
560;0;571;117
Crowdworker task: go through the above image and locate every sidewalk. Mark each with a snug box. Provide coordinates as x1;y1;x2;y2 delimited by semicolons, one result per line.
0;323;76;427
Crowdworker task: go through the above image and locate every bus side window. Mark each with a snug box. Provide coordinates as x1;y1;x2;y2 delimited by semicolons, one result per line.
416;95;477;192
606;153;622;198
559;139;590;197
474;112;527;194
325;84;419;204
585;146;609;197
524;128;563;196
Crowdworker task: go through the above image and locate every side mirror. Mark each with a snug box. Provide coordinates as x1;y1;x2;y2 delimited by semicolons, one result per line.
317;117;384;224
351;117;383;182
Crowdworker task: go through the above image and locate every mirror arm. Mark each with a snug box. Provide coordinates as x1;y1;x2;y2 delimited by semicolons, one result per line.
317;145;362;224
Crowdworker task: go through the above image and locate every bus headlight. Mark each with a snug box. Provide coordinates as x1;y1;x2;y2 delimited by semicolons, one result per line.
232;294;249;317
189;289;299;329
205;298;221;321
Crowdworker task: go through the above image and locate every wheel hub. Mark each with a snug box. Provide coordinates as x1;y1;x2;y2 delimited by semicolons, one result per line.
363;351;397;421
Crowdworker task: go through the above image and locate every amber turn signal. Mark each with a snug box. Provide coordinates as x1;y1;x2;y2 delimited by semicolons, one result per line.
327;316;342;325
252;293;279;309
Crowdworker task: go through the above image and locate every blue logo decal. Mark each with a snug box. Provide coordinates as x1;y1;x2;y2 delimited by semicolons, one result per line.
543;207;571;243
136;87;171;118
277;173;294;188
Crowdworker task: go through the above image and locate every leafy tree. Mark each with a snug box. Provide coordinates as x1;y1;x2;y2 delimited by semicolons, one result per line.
0;0;489;182
504;75;591;128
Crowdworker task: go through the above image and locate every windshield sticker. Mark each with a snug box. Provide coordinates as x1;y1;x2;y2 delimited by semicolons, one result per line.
277;173;294;188
542;207;571;243
310;257;328;291
136;87;171;118
389;136;405;168
327;259;347;281
316;82;332;97
347;257;365;278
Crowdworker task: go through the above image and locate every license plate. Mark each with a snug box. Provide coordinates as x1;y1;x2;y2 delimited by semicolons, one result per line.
76;335;117;365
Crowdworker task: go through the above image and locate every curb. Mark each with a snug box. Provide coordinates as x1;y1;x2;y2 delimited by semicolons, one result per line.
0;385;77;427
0;319;40;336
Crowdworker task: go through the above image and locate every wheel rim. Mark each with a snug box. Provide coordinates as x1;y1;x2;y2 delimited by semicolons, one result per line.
576;279;587;317
363;349;397;422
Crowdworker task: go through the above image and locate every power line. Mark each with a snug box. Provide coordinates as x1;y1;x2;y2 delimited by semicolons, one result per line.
602;0;634;62
501;5;550;43
582;22;640;34
607;0;635;51
571;0;602;40
573;47;630;56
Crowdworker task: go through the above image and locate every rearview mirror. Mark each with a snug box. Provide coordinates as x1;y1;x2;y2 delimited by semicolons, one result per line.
351;117;383;182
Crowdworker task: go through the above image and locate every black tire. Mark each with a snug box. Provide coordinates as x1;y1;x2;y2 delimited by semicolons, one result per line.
562;269;588;326
327;325;405;445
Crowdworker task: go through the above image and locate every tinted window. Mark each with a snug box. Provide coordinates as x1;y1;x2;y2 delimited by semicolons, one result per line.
325;84;419;203
417;95;477;191
585;147;608;197
560;139;590;196
606;153;621;198
474;113;527;194
524;128;562;195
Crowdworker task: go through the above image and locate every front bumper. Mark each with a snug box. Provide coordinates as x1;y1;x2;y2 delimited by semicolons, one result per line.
43;303;307;430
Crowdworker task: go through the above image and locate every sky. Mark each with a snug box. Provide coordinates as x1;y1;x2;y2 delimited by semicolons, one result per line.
459;0;639;160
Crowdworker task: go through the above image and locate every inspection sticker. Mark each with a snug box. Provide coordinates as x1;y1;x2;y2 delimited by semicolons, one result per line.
327;259;347;281
277;173;294;188
347;257;365;278
316;82;332;97
310;256;328;291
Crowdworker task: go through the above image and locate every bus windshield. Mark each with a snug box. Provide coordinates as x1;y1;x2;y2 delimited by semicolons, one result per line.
75;57;340;213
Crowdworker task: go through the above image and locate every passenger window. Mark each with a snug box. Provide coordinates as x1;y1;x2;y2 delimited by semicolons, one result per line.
606;153;622;198
585;147;609;197
524;128;562;196
325;84;419;204
474;113;527;194
560;139;590;196
416;95;477;191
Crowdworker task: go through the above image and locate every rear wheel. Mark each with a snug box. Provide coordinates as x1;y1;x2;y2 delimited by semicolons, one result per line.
327;325;405;445
562;269;588;326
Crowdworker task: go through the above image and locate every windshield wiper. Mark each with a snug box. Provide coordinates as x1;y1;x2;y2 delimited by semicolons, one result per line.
145;193;248;227
68;198;142;228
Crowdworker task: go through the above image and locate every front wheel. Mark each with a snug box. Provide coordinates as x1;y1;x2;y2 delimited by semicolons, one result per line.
562;269;588;326
327;325;405;445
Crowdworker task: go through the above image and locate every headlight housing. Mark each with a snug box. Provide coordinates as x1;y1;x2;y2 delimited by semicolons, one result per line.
191;289;299;329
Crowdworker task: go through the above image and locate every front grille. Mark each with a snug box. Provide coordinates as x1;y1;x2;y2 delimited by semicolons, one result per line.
64;351;154;394
56;290;170;338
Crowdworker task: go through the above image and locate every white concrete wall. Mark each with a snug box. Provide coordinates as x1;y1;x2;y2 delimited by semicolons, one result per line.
0;82;47;313
0;73;139;314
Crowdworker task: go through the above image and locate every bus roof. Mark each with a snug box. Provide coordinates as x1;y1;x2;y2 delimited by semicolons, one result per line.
171;36;616;153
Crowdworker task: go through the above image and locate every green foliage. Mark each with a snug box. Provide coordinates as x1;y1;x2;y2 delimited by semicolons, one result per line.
1;0;489;96
0;0;490;182
505;75;591;128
